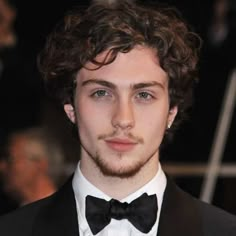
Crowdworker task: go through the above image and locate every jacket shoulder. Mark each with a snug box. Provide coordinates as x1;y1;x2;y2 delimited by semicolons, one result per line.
196;199;236;235
162;177;236;236
176;184;236;235
0;195;53;236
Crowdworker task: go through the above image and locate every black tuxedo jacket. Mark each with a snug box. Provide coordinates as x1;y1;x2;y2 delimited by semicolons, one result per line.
0;176;236;236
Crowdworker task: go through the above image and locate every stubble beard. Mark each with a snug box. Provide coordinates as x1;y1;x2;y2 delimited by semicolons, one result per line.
95;153;136;178
81;130;158;178
92;131;146;178
91;149;156;179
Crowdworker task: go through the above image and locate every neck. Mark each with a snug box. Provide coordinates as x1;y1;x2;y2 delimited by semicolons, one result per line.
21;176;56;205
80;154;159;200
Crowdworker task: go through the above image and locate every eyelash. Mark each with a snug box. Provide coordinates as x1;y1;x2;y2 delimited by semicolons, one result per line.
135;91;154;101
90;89;155;102
90;89;112;98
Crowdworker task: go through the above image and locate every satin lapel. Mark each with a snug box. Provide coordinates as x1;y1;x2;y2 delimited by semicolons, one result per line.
33;176;79;236
157;176;203;236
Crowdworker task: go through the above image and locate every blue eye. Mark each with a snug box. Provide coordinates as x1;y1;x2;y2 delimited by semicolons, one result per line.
91;89;109;98
137;92;152;99
91;90;112;99
94;90;107;97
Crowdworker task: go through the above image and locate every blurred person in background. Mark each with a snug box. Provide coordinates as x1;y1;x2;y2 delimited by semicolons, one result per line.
0;127;65;207
0;0;71;215
0;0;19;216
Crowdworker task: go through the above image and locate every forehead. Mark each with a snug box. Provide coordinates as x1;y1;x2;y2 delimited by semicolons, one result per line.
77;46;168;86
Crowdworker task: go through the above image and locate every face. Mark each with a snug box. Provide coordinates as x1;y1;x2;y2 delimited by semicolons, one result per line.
64;46;177;178
1;136;39;200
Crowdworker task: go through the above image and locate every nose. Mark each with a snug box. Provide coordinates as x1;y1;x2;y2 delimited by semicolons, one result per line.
111;99;135;130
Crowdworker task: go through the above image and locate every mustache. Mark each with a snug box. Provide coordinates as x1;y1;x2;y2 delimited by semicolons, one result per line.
98;130;144;144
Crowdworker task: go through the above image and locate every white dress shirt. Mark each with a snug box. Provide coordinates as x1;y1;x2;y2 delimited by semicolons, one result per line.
72;163;166;236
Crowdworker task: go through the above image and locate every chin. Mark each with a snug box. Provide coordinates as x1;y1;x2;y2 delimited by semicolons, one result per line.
94;154;144;178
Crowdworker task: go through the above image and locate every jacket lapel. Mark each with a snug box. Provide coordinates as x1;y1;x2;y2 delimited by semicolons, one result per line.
157;177;203;236
33;176;79;236
30;174;204;236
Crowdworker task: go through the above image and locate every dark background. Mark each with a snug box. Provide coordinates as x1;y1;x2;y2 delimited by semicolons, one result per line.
0;0;235;215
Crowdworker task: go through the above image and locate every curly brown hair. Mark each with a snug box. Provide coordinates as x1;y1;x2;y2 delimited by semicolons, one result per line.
38;0;201;139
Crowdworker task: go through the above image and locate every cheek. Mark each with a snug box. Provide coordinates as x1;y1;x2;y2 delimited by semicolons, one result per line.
12;163;26;177
77;101;112;130
140;120;166;138
136;104;168;125
136;108;168;137
7;165;23;183
77;111;107;144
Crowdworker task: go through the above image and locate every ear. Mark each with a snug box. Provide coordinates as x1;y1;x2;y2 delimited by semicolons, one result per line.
64;104;76;123
167;106;178;129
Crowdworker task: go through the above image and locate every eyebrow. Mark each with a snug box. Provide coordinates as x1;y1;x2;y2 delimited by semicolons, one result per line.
82;79;116;89
81;79;165;90
132;81;165;90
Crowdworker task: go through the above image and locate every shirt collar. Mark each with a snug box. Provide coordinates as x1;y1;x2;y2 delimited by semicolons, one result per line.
72;162;166;233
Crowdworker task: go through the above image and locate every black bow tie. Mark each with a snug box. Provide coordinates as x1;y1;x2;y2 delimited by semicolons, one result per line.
85;193;158;235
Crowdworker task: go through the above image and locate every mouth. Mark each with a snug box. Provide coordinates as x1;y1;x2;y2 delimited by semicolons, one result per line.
105;138;137;152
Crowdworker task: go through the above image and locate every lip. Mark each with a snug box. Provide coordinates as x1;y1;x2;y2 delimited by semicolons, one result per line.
105;138;137;152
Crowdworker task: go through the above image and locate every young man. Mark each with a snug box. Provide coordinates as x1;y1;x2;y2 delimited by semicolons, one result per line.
0;1;236;235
